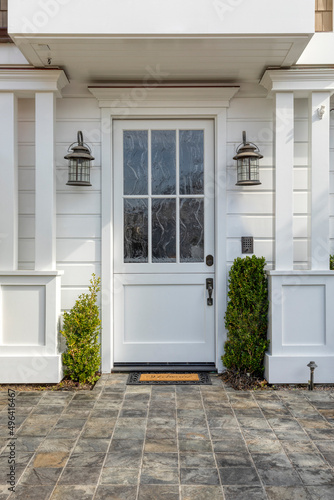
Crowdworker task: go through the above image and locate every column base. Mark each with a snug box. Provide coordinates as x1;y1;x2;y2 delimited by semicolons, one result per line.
0;355;63;384
265;354;334;384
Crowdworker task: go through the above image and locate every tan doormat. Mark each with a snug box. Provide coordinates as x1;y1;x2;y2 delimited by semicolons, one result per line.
126;372;212;385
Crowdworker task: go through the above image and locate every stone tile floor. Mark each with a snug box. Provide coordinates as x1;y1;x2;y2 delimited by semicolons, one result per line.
0;374;333;499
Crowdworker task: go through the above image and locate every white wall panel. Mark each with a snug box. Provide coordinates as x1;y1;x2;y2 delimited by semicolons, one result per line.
227;121;273;143
17;97;102;309
227;239;274;263
19;192;35;215
18;239;35;262
294;99;308;119
294;168;308;191
15;95;323;306
293;240;308;262
330;217;334;238
56;216;101;238
55;121;101;144
293;192;308;214
18;121;35;143
228;98;273;119
227;193;273;215
293;216;308;238
18;168;35;191
18;98;35;119
56;98;100;119
330;151;334;172
56;239;101;262
226;216;273;238
19;216;34;238
226;97;310;270
56;193;101;215
1;285;45;346
57;264;101;286
294;143;309;166
294;120;308;142
18;145;35;167
61;287;101;311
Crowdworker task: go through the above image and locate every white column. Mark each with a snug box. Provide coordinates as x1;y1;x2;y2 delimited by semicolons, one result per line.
309;92;331;271
0;93;18;270
35;92;56;271
274;92;294;271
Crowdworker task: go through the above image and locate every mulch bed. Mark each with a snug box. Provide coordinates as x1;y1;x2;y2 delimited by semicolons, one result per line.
0;374;101;392
221;370;334;391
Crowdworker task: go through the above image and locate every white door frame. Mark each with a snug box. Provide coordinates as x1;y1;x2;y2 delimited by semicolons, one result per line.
89;84;240;373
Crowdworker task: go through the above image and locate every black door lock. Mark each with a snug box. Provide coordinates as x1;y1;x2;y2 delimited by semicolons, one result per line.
206;255;214;267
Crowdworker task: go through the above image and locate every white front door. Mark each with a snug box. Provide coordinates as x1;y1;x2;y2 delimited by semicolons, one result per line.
113;119;215;364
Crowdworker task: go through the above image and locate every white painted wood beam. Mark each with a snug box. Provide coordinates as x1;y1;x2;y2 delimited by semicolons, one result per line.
35;92;56;271
274;92;294;271
309;92;331;271
0;93;18;270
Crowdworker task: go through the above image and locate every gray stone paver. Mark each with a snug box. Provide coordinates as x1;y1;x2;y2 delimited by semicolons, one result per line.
0;375;332;499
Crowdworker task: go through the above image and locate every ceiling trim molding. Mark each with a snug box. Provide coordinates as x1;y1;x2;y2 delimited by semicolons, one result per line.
0;68;69;97
88;84;240;108
260;68;334;97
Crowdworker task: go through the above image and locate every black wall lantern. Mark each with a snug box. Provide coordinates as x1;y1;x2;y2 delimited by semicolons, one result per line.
234;131;263;186
65;131;94;186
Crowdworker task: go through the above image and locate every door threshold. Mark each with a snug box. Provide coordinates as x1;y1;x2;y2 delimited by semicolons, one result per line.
112;362;217;372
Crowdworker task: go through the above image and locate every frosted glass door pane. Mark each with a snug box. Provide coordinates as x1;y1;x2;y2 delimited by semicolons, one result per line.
152;199;176;262
152;130;176;195
124;199;148;262
124;130;148;195
179;130;204;195
180;198;204;262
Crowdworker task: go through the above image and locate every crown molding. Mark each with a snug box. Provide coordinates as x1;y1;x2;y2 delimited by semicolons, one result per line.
88;84;240;108
0;68;69;97
260;68;334;98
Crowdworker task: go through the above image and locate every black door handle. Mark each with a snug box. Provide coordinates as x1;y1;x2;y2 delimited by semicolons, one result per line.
206;278;213;306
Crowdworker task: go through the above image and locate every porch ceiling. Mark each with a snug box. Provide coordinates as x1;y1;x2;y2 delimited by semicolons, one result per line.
13;34;311;84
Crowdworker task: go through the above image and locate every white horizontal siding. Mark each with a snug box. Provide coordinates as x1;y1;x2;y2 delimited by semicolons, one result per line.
56;239;101;262
226;97;309;269
57;215;101;238
57;264;102;287
17;97;102;311
16;95;333;309
56;192;101;215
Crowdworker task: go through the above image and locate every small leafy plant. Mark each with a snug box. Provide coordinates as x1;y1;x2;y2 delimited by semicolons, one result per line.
61;274;101;384
330;255;334;270
222;255;269;376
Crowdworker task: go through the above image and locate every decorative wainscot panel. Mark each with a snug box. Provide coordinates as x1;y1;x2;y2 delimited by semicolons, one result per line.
0;272;62;383
265;271;334;383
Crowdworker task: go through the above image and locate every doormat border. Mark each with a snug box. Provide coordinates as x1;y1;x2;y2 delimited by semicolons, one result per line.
126;372;212;385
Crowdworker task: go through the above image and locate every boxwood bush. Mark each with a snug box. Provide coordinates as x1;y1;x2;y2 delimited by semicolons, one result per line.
61;274;101;384
222;255;269;376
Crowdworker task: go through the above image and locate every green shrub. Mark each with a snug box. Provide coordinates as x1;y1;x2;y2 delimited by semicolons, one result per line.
61;274;101;384
222;255;269;376
330;255;334;270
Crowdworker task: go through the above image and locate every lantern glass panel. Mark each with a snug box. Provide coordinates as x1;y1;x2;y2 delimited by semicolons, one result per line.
237;157;260;184
67;159;91;185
